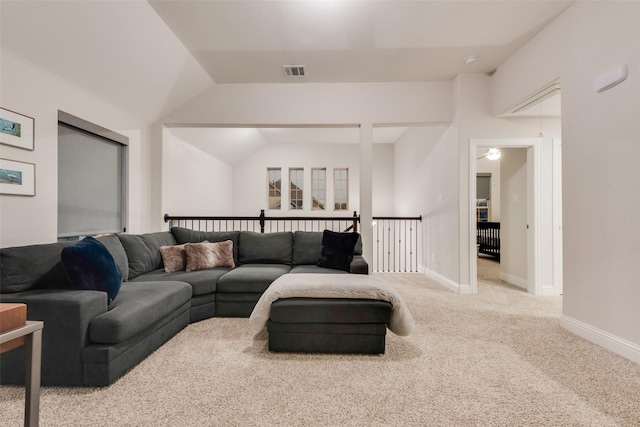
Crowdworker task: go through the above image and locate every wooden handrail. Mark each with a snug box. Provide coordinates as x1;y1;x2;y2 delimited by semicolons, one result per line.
373;215;422;221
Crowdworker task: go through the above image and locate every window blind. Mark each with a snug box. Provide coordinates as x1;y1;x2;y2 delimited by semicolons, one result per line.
57;113;127;238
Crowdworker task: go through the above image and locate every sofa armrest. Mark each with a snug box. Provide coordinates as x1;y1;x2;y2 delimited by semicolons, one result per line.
0;289;108;386
350;255;369;275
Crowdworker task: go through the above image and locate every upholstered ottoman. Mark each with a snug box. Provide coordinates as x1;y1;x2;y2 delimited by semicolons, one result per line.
267;298;392;354
249;273;415;355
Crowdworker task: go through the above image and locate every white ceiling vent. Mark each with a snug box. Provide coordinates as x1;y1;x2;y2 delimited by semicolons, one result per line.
282;65;305;77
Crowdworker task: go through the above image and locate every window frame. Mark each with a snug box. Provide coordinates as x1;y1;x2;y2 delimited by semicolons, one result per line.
333;168;349;211
267;167;282;210
289;167;304;210
311;167;326;211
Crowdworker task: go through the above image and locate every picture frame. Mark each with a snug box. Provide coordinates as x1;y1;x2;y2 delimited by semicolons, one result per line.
0;107;35;151
0;158;36;196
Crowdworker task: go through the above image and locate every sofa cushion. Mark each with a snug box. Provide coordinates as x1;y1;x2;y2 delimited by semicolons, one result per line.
159;244;187;273
97;234;130;281
317;230;360;272
170;227;240;265
89;281;191;344
185;241;235;272
1;242;74;293
118;232;176;280
238;232;293;265
131;268;229;296
216;264;291;294
292;231;323;265
61;237;122;304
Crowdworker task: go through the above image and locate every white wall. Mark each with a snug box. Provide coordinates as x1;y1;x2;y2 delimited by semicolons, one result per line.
499;148;528;288
492;1;640;360
393;125;458;280
162;134;233;217
164;82;452;126
372;143;395;217
0;49;152;247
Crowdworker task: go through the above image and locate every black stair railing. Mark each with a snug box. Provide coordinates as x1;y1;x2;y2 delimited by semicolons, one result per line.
372;216;423;273
164;210;359;234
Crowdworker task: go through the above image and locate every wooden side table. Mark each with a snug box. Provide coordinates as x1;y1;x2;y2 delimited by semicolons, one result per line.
1;313;44;427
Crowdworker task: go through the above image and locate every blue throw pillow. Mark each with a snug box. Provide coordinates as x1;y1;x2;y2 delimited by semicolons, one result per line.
317;230;360;272
61;236;122;304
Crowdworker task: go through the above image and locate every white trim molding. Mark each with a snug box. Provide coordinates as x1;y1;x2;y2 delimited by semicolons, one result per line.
499;272;527;290
561;315;640;364
424;269;470;294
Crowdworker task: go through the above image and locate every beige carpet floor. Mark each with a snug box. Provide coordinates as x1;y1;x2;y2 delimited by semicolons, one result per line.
477;254;522;291
2;272;639;426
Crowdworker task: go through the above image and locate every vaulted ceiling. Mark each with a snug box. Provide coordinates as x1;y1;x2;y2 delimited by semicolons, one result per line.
149;0;572;84
1;0;567;154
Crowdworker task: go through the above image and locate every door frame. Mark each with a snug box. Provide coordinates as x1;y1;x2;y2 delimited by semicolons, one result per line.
469;138;541;295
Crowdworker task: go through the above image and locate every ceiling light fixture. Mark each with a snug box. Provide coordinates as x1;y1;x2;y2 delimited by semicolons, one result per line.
477;148;501;161
465;55;477;65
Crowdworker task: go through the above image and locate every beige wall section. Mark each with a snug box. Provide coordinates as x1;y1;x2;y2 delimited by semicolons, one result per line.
163;82;453;126
162;134;233;217
0;49;151;247
372;143;396;217
393;125;459;282
492;2;640;357
499;148;528;288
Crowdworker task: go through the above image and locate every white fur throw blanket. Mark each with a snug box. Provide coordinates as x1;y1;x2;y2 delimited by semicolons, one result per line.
249;274;415;336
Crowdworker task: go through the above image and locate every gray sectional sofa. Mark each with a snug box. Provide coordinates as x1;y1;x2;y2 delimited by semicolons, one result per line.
0;227;366;386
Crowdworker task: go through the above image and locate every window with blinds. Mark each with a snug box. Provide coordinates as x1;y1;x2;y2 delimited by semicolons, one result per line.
57;111;127;240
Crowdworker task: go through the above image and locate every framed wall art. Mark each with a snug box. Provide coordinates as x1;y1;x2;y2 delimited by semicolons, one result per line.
0;158;35;196
0;107;35;151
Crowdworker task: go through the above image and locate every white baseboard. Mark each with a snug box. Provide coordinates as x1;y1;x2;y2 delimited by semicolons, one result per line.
499;271;527;289
424;269;468;294
560;315;640;364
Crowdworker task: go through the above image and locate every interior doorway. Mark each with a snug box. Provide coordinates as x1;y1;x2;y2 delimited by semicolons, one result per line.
471;139;537;295
469;138;563;296
475;146;530;292
477;146;533;292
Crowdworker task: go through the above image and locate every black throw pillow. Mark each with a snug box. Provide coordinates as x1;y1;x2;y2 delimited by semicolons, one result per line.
317;230;360;272
61;236;122;304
